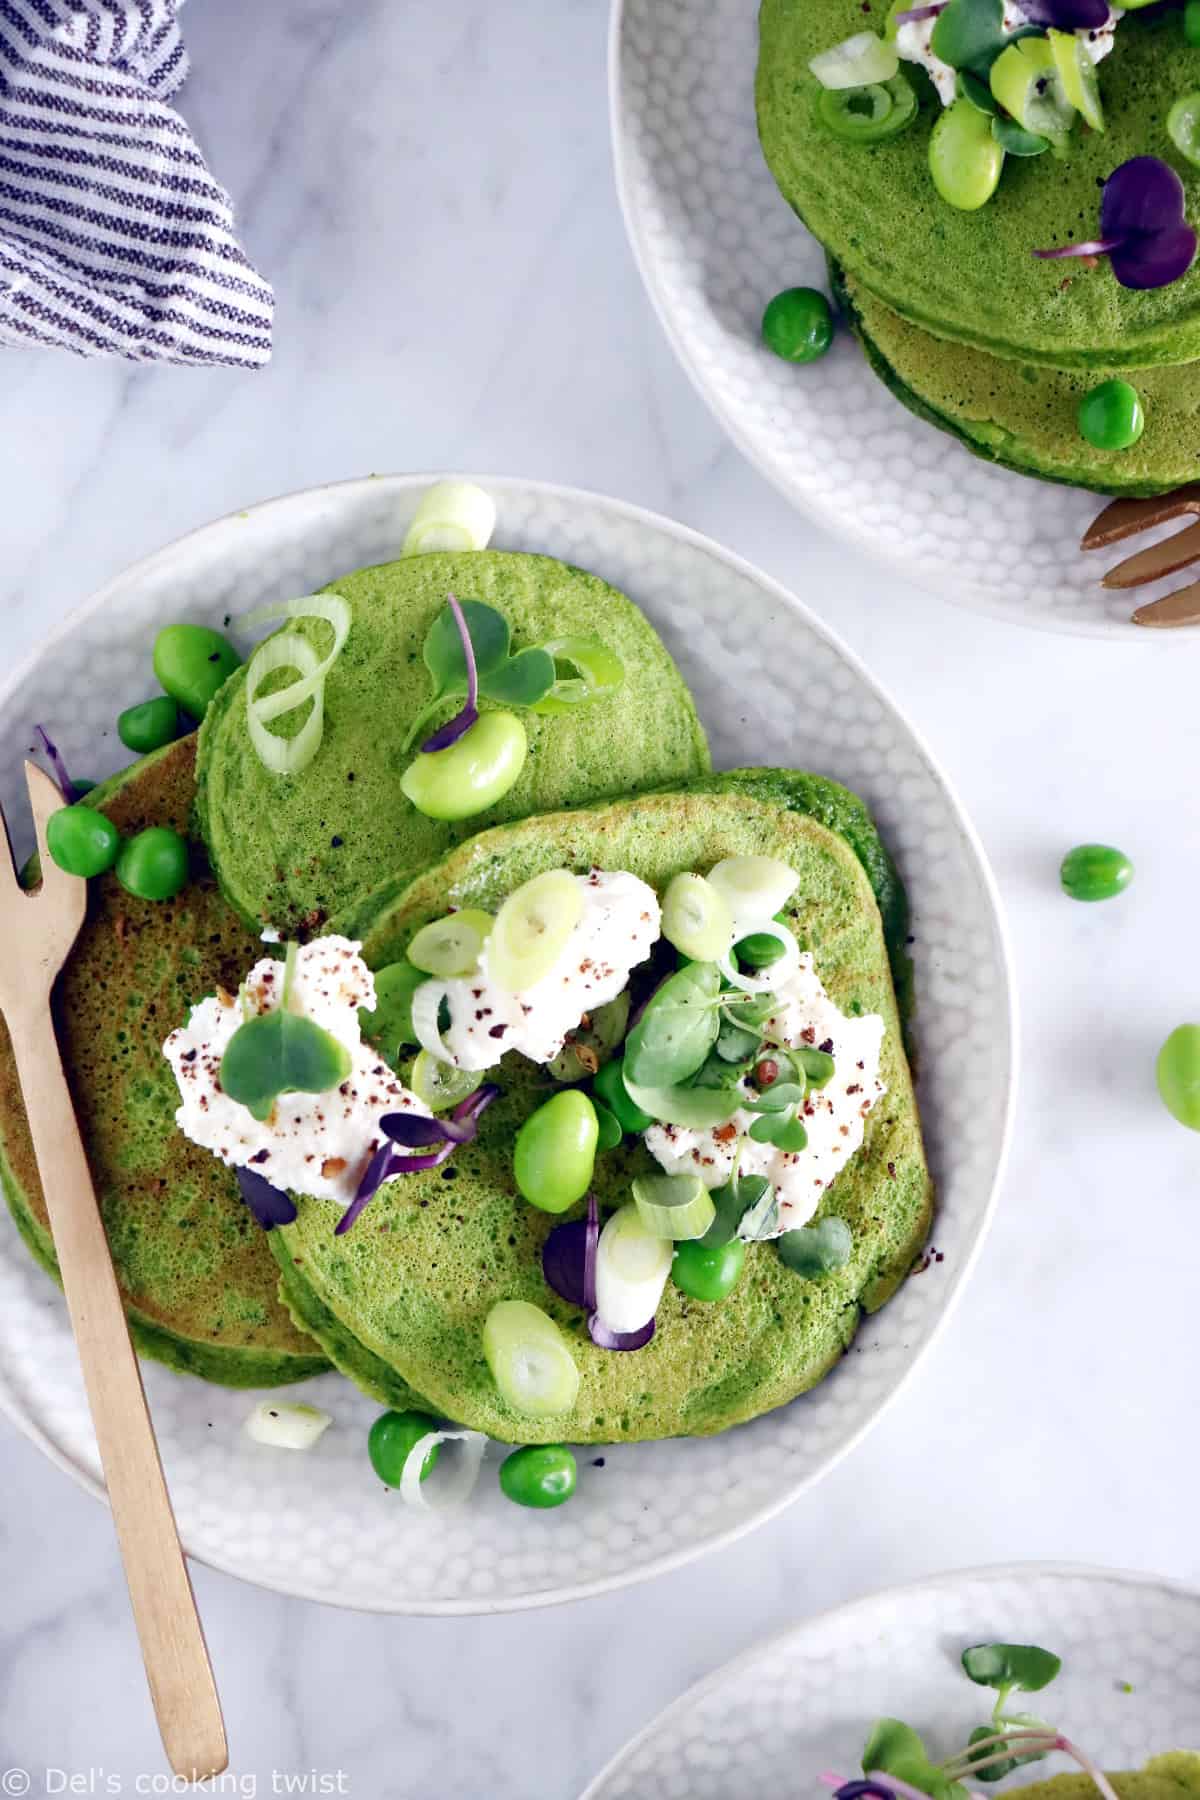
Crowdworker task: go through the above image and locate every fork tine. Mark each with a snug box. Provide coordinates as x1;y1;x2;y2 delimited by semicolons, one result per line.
0;791;19;898
1100;517;1200;589
1081;484;1200;551
1131;580;1200;627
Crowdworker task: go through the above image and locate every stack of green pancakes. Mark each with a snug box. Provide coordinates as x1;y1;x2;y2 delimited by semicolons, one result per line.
757;0;1200;494
0;542;933;1449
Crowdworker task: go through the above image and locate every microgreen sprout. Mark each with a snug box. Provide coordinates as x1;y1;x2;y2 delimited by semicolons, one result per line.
334;1083;499;1234
219;943;352;1123
34;723;83;803
403;596;558;751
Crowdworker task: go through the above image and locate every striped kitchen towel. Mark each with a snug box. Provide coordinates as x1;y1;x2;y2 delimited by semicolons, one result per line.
0;0;273;367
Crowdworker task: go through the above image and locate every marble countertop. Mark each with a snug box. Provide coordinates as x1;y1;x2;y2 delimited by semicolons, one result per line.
1;2;1197;1794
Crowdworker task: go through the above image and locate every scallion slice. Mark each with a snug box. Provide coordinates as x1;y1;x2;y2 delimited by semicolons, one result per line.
593;1203;673;1336
632;1172;716;1241
705;856;800;932
244;1400;332;1450
240;593;352;779
401;480;497;556
718;920;801;994
530;635;625;715
398;1427;488;1511
809;30;898;90
411;979;456;1062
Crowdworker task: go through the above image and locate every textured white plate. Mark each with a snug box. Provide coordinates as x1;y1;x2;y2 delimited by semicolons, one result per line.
583;1563;1200;1798
0;474;1013;1613
609;0;1196;638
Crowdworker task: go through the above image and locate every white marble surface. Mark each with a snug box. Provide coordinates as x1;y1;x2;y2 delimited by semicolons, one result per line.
0;2;1197;1794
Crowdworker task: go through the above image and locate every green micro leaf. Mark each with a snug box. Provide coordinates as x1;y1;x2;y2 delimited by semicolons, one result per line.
749;1112;809;1150
478;645;556;707
424;597;510;695
778;1215;852;1276
703;1173;768;1246
961;1643;1063;1697
623;961;722;1088
220;1004;353;1121
862;1720;962;1800
743;1080;805;1115
930;0;1007;72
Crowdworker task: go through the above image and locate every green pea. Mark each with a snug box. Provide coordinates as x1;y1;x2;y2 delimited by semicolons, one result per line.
1078;381;1145;452
368;1409;441;1486
593;1056;654;1135
1186;0;1200;45
1059;843;1133;902
929;99;1004;211
115;826;189;901
46;804;121;879
152;624;241;720
672;1235;746;1302
761;287;834;364
514;1090;598;1213
401;711;527;822
118;696;179;755
735;931;786;971
1156;1024;1200;1131
498;1444;577;1509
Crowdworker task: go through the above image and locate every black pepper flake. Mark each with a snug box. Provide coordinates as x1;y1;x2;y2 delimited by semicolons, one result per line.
887;1161;896;1178
592;1456;606;1468
331;835;343;848
249;1149;271;1165
181;1048;197;1062
207;651;221;663
488;1023;508;1039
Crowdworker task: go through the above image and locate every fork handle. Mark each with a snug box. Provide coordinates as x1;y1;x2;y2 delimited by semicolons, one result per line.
11;1006;227;1780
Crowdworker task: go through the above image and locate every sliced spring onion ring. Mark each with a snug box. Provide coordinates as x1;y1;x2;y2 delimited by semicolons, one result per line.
624;1076;743;1130
660;872;733;962
482;1300;581;1417
407;908;493;977
593;1204;673;1336
411;979;455;1062
809;30;898;90
244;1400;332;1450
718;921;801;994
530;635;625;715
240;593;352;779
401;481;497;557
487;869;583;993
398;1427;488;1511
632;1172;716;1241
705;856;800;932
409;1050;482;1112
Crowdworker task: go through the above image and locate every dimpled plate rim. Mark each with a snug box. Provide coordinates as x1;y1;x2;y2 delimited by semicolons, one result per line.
607;0;1200;640
581;1562;1200;1799
0;473;1015;1614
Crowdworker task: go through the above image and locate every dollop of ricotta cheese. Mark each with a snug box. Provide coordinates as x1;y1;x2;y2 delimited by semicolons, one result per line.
163;935;431;1207
644;953;887;1239
895;3;1120;107
437;869;661;1071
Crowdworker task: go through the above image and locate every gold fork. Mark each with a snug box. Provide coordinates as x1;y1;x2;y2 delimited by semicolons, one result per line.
1081;484;1200;626
0;762;226;1781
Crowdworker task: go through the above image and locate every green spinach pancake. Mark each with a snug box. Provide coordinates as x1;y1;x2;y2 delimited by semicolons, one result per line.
197;550;710;938
758;0;1200;367
835;263;1200;496
272;774;931;1444
1020;1758;1200;1800
0;738;328;1387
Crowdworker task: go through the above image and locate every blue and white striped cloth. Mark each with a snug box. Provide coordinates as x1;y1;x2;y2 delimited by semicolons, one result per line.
0;0;273;366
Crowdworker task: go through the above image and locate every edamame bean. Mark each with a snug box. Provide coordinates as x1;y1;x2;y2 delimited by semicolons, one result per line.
1078;381;1145;452
368;1409;442;1485
118;696;180;754
401;711;527;821
115;826;189;901
498;1444;577;1509
671;1236;745;1302
929;99;1004;210
1157;1024;1200;1130
46;804;121;879
761;287;834;363
593;1056;655;1135
152;624;241;720
1059;843;1133;902
513;1090;599;1213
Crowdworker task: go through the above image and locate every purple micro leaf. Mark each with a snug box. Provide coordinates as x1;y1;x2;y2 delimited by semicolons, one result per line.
1018;0;1108;28
893;2;944;18
34;725;80;803
436;1081;501;1142
235;1165;297;1230
542;1194;600;1311
335;1134;459;1234
1035;160;1198;291
380;1112;452;1148
834;1784;900;1800
421;593;480;751
587;1311;655;1352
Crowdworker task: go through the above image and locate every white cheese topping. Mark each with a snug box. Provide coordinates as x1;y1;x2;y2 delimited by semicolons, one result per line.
437;869;661;1071
644;952;887;1239
895;3;1120;107
163;935;430;1206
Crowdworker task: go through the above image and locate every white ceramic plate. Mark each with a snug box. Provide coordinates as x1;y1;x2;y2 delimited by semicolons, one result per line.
609;1;1193;638
582;1563;1200;1798
0;474;1014;1613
